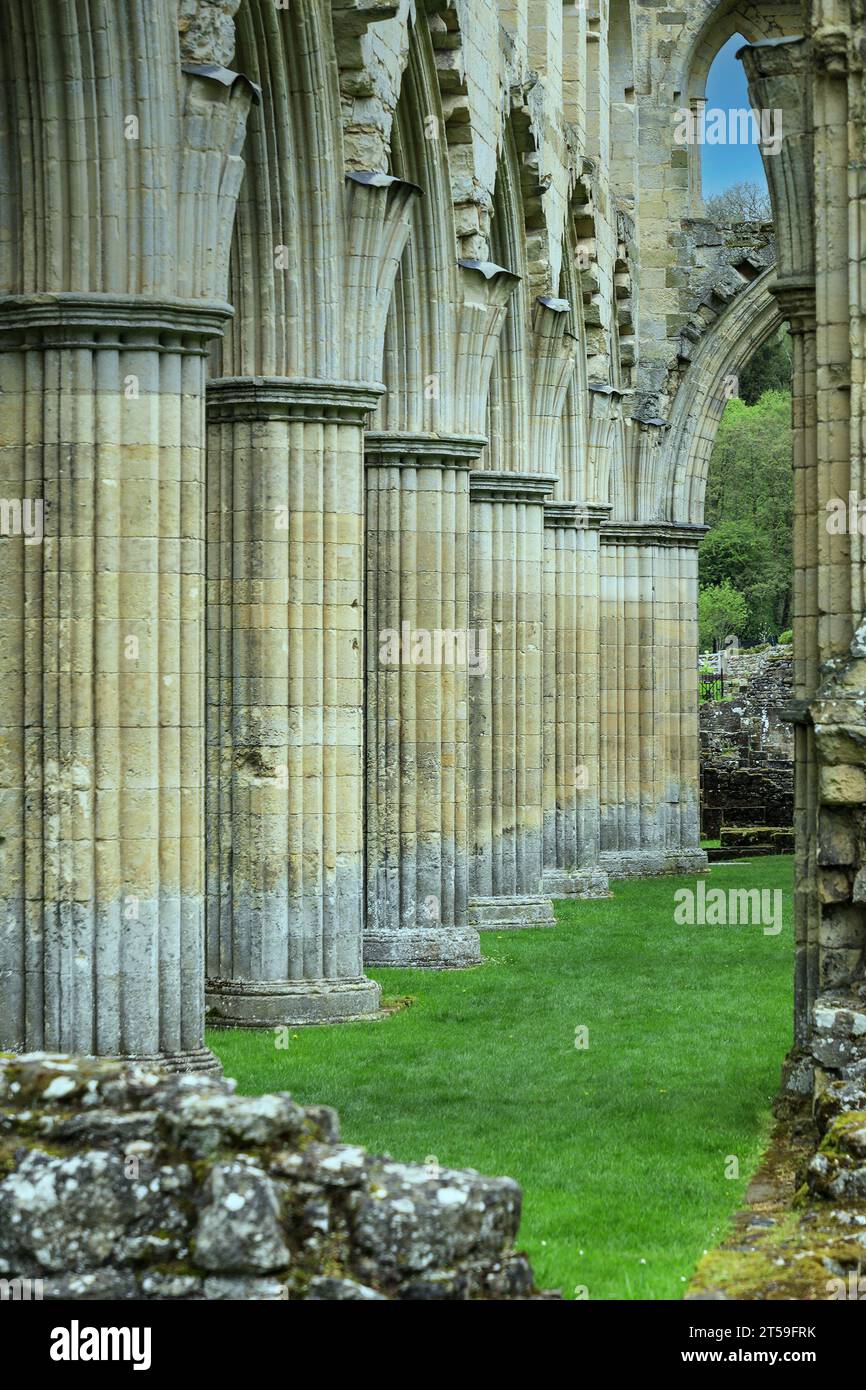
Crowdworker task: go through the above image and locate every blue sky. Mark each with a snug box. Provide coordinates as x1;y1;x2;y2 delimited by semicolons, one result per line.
700;34;769;197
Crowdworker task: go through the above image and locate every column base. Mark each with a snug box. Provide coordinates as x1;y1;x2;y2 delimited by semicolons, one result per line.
468;894;557;930
363;927;481;969
205;977;383;1028
358;928;480;973
543;868;611;899
599;849;709;879
0;1046;224;1077
119;1047;223;1077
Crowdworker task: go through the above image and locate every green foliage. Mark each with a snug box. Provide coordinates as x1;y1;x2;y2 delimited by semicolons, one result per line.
700;387;793;643
737;327;791;404
778;629;793;645
212;856;794;1301
698;580;748;650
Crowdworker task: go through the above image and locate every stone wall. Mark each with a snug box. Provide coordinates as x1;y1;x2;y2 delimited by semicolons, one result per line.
700;646;794;855
0;1054;542;1301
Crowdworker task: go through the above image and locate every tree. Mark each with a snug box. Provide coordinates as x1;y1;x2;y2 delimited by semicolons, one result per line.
704;181;772;223
698;582;749;650
701;389;793;642
738;327;791;404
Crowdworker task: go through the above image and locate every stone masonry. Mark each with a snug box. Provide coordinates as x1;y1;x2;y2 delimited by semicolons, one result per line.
700;644;794;855
0;1052;540;1300
0;0;864;1241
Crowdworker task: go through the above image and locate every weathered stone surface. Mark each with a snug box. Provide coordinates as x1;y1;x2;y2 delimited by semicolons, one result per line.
0;1055;541;1301
700;646;794;854
178;0;241;65
0;1;864;1311
810;996;866;1071
806;1112;866;1200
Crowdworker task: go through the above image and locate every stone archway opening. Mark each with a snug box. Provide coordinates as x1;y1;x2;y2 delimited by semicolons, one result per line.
697;325;796;864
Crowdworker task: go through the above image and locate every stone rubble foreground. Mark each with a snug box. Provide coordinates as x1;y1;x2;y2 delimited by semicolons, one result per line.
0;1053;540;1301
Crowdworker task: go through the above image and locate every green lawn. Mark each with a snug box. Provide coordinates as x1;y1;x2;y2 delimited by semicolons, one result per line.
210;854;794;1300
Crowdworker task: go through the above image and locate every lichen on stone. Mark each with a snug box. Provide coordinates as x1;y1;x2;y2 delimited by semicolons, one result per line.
0;1054;541;1301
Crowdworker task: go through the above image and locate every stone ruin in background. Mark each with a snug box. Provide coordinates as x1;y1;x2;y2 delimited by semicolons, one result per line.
700;645;794;859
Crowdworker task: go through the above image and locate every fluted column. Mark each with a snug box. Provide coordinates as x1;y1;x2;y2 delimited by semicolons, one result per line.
542;502;610;897
204;127;419;1019
363;260;518;964
0;299;235;1067
468;471;558;928
364;434;484;966
599;523;707;877
205;380;384;1024
0;0;253;1067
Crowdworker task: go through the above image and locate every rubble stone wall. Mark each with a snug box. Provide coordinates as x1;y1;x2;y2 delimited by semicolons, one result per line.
0;1054;540;1301
700;646;794;853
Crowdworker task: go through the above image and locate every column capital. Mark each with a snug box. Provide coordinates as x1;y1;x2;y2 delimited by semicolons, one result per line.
544;500;612;529
207;376;384;424
770;277;817;331
469;470;558;503
0;292;234;347
364;431;488;467
600;520;708;548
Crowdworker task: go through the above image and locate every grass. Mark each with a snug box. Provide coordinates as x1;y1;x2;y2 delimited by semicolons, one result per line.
210;854;794;1300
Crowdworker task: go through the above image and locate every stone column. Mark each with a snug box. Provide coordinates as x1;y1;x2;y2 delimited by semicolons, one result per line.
468;471;558;928
0;297;238;1069
204;158;418;1021
363;434;484;966
777;287;820;1041
542;502;610;897
0;1;253;1068
599;522;707;877
363;260;518;965
205;380;384;1025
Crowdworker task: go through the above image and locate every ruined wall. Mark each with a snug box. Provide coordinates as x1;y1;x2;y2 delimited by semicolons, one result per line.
0;1054;542;1301
700;645;794;854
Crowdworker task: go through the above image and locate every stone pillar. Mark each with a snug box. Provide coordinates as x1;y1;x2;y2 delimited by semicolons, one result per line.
542;502;610;897
205;380;384;1025
204;156;418;1021
363;433;484;967
0;0;253;1067
468;471;558;928
778;288;820;1042
741;36;821;1044
599;522;707;878
0;297;236;1068
363;260;518;964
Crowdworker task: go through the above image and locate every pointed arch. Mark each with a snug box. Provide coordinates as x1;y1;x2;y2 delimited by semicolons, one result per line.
217;0;345;379
376;9;459;434
663;266;783;522
482;118;533;471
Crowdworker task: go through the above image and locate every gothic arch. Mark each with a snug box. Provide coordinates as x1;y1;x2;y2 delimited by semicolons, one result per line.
218;0;345;380
376;9;460;434
483;116;533;471
662;266;783;523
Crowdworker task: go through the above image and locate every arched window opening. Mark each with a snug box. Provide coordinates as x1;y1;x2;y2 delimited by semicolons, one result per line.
691;33;772;223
